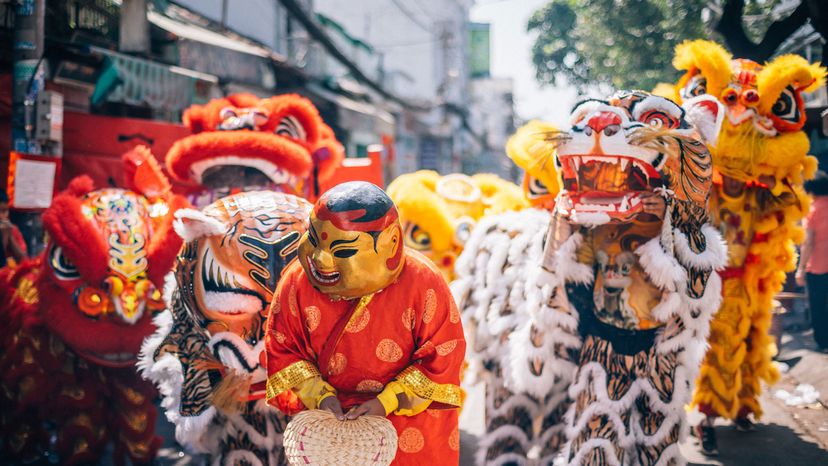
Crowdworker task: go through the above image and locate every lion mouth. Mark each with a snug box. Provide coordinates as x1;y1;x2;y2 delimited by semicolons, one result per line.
557;155;663;219
200;248;266;314
78;350;138;368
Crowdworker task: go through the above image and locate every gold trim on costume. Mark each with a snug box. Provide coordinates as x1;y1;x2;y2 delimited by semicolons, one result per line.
395;366;463;407
265;360;321;401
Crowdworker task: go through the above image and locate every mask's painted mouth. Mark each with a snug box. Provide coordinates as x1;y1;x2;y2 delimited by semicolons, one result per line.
77;350;137;368
306;256;340;285
557;155;663;222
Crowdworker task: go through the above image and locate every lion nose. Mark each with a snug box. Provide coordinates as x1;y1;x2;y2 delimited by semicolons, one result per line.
584;112;622;136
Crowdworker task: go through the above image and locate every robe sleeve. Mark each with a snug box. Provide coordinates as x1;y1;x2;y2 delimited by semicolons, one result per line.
264;263;327;410
393;260;465;410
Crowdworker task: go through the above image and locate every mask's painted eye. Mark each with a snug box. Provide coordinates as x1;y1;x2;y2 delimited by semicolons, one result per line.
453;217;475;246
526;175;550;199
332;248;358;259
275;115;307;141
640;110;679;129
49;245;80;280
404;223;431;251
681;75;707;99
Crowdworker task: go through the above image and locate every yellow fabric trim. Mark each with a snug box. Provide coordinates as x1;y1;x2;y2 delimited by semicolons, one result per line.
265;360;320;402
395;366;462;408
376;383;400;415
295;375;338;409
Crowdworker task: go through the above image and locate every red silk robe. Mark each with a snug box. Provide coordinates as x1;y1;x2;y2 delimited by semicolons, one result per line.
265;251;465;465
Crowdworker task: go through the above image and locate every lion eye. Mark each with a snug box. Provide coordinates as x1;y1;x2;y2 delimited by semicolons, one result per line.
640;110;679;129
49;245;80;280
526;176;549;198
772;87;798;121
275;115;307;141
681;75;707;100
404;223;431;251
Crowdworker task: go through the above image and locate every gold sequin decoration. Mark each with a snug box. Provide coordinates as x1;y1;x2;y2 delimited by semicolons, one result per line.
355;379;384;393
401;307;416;331
266;360;320;401
395;366;462;407
398;427;425;453
423;288;437;324
345;308;371;333
436;339;458;356
14;277;39;305
328;353;347;376
304;306;321;332
449;427;460;451
289;285;299;316
376;339;403;363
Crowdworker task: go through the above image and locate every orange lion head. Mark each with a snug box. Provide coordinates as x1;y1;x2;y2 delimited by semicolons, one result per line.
166;93;344;205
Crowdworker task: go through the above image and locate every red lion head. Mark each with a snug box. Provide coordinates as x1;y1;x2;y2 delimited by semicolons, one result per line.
36;147;188;367
166;93;344;204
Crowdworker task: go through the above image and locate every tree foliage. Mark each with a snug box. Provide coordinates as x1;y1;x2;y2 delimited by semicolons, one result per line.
527;0;798;92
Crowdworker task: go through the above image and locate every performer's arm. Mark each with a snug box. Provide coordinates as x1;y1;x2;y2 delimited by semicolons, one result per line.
265;267;335;413
394;275;466;412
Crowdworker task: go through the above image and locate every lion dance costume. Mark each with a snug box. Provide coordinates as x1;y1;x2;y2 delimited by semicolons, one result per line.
140;191;311;465
452;119;576;465
456;92;728;465
668;40;826;423
166;93;344;207
0;148;187;465
140;94;342;465
387;170;527;280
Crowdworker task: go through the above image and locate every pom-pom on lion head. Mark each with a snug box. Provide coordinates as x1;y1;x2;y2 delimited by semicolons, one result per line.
672;40;826;186
39;147;188;367
167;93;344;205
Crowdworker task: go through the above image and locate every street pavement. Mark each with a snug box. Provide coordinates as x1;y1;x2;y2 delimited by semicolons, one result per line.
152;305;828;466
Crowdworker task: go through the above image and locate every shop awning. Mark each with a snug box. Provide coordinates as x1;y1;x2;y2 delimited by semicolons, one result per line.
308;83;395;135
148;8;286;62
90;46;219;112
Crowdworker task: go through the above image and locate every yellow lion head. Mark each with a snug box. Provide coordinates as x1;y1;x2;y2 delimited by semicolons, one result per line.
387;170;527;279
671;40;825;187
505;120;562;208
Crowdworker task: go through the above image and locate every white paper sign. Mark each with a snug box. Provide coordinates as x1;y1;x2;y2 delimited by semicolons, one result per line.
13;158;57;209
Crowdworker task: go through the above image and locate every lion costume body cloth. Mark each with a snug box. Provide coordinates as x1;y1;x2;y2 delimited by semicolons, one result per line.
0;150;186;465
451;120;577;465
453;92;728;465
668;40;826;421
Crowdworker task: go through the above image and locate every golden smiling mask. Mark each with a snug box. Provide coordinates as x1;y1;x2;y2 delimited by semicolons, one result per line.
298;182;404;300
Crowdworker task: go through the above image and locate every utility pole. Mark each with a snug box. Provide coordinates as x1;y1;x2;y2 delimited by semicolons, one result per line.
11;0;55;255
11;0;45;155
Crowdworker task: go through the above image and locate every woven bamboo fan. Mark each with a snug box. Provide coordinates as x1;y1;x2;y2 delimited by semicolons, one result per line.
283;409;398;466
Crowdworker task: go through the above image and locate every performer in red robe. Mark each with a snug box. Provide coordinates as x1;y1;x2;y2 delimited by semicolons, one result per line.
265;181;465;465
